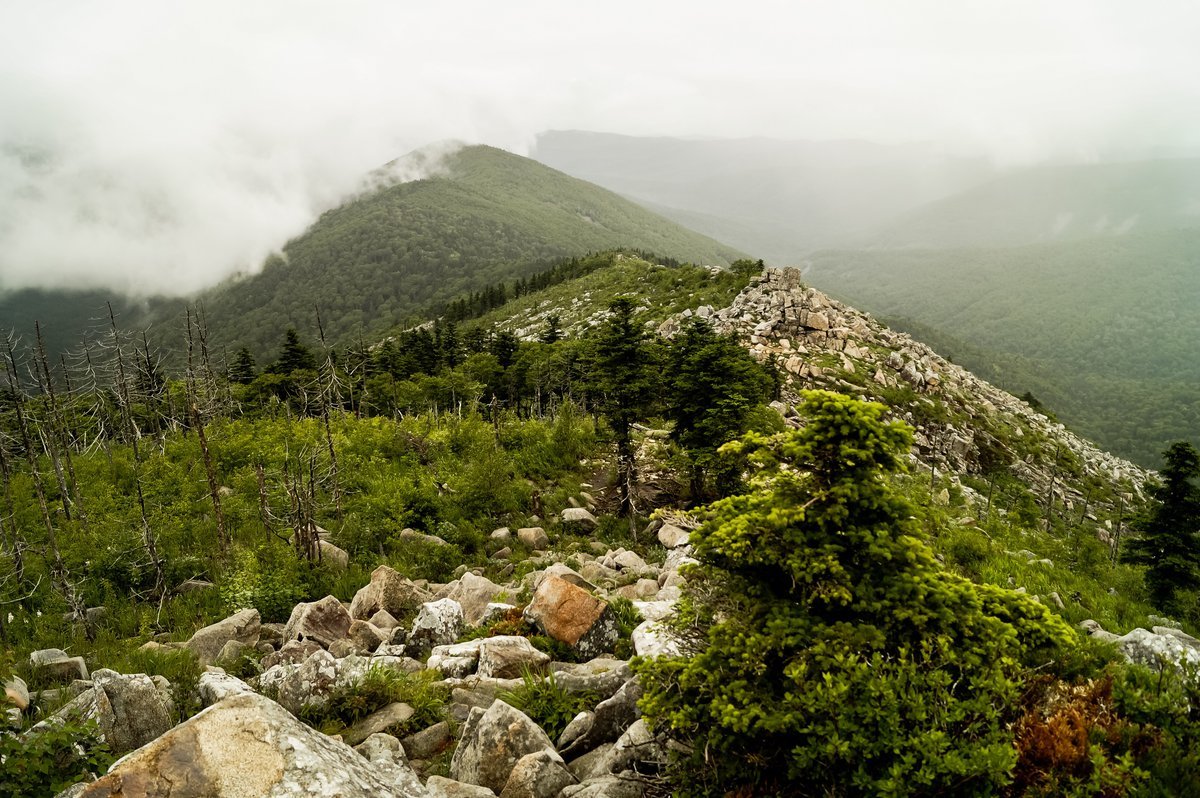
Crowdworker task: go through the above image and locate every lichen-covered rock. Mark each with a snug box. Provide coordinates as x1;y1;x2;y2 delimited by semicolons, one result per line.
283;595;353;648
197;668;254;706
408;598;466;658
450;700;557;793
631;619;682;658
258;648;340;715
76;692;427;797
185;609;261;666
1116;627;1200;670
90;669;176;756
524;575;618;659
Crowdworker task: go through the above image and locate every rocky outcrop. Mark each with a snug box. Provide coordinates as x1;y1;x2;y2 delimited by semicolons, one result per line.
659;266;1150;524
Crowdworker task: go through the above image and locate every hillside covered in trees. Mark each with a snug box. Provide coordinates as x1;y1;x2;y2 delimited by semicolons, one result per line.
806;229;1200;467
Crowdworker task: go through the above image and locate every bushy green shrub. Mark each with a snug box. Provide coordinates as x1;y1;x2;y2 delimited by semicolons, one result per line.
636;391;1077;797
220;545;308;622
0;720;114;798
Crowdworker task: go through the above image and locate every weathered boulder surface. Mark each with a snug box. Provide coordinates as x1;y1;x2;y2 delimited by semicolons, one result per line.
283;594;353;648
30;648;89;683
440;573;507;626
476;636;551;679
409;598;466;657
185;609;261;666
90;669;176;755
75;692;427;797
499;750;577;798
450;700;556;793
524;575;618;659
655;523;690;549
351;565;430;621
517;527;550;551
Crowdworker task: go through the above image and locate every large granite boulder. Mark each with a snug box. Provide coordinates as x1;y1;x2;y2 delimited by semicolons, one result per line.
74;692;427;797
441;573;507;626
185;609;261;666
524;575;618;659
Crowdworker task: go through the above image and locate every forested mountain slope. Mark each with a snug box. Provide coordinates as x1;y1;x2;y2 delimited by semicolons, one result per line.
188;144;742;359
869;157;1200;248
0;145;742;360
804;229;1200;467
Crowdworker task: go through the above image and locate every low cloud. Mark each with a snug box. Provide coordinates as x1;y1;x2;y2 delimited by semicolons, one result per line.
1;1;1196;296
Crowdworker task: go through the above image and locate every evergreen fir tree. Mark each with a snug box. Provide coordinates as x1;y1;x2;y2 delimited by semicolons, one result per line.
1122;441;1200;610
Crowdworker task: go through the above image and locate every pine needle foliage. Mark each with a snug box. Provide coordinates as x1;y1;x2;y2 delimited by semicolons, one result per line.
636;391;1077;796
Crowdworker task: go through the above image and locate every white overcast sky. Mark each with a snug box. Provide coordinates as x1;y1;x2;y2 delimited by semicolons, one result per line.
2;0;1198;295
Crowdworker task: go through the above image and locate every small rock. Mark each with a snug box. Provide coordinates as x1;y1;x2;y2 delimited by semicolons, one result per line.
560;508;598;532
402;720;454;760
517;527;550;551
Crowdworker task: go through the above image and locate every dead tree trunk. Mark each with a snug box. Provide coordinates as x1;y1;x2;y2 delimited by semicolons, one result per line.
3;336;84;619
186;309;228;555
108;304;165;597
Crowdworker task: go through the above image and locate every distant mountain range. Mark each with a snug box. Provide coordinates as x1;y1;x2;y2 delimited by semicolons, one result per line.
532;130;994;262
